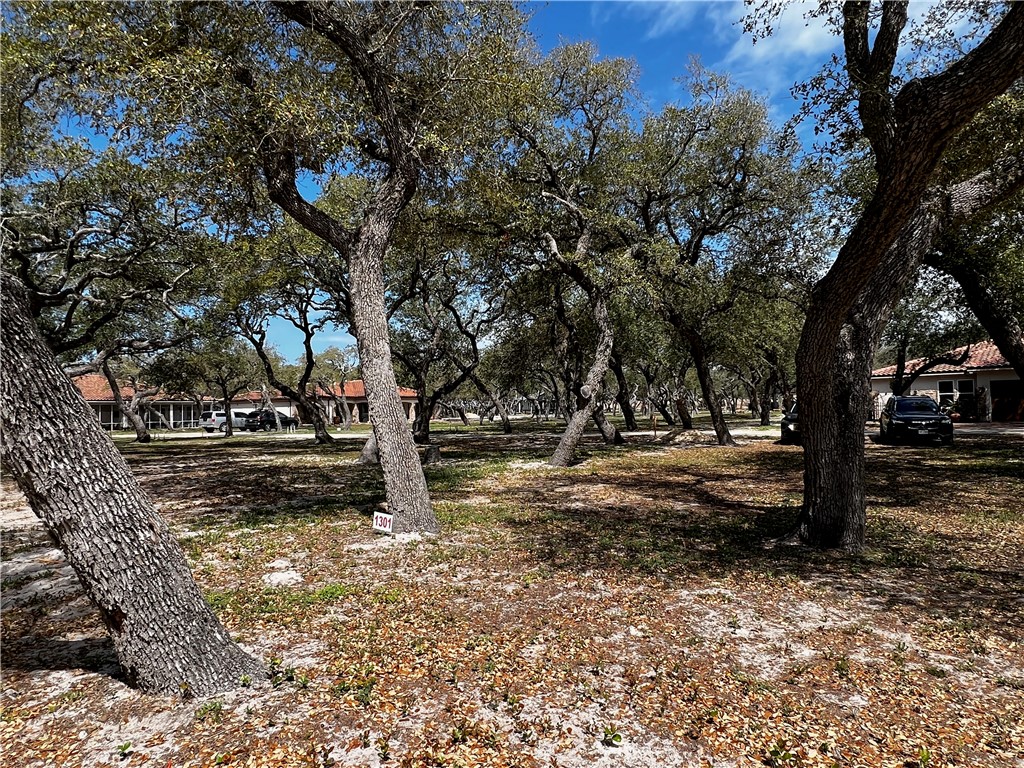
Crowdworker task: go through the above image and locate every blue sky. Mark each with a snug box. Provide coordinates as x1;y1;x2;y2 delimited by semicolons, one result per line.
526;0;839;118
279;0;843;359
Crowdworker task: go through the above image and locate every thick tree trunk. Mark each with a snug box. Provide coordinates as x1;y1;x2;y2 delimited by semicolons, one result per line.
593;404;624;445
799;154;1024;549
796;3;1024;551
411;391;434;445
349;194;437;532
339;389;353;430
609;350;638;431
685;332;735;446
676;398;693;430
1;274;265;695
306;399;335;443
549;296;615;467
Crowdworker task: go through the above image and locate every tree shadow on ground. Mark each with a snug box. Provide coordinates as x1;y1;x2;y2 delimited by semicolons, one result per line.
1;637;120;678
492;437;1024;637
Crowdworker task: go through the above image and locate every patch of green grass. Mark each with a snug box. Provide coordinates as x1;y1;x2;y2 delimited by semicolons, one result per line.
194;698;224;723
371;586;405;605
205;583;360;616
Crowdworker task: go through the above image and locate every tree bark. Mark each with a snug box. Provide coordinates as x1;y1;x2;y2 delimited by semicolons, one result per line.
593;404;625;445
609;349;638;431
549;290;615;467
350;208;437;532
797;4;1024;551
684;330;735;446
358;428;380;465
799;153;1024;548
1;273;265;695
260;4;437;534
101;362;152;444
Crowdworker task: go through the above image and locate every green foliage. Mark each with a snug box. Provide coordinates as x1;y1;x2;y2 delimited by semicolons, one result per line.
600;723;623;747
194;699;224;723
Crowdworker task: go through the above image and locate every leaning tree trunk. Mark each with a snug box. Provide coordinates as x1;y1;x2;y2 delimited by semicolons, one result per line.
0;274;265;695
593;404;625;445
609;350;638;431
675;397;693;430
684;331;736;447
795;1;1024;552
101;362;151;444
349;192;437;533
549;296;614;467
469;372;512;434
798;154;1024;550
306;398;335;444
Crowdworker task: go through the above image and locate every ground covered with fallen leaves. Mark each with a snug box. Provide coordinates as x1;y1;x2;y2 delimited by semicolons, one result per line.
2;419;1023;768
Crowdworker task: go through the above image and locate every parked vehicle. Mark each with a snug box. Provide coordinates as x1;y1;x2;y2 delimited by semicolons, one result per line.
199;410;250;433
780;402;800;444
244;410;300;432
879;396;953;445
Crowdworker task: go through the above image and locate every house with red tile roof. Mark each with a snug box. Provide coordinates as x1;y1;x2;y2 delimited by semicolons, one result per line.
238;381;418;425
870;340;1022;421
73;374;419;430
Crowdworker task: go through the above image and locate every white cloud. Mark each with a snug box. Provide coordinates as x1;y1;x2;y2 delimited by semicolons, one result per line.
723;1;838;67
626;0;704;39
711;0;839;102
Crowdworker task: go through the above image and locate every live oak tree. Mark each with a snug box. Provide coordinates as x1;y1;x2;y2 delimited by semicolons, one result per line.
312;345;359;430
877;269;982;395
626;69;817;445
226;229;338;444
8;0;528;534
487;43;640;466
749;1;1024;550
1;273;266;695
927;218;1024;379
921;90;1024;379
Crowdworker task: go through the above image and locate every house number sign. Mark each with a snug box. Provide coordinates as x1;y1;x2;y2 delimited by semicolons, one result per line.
372;512;394;535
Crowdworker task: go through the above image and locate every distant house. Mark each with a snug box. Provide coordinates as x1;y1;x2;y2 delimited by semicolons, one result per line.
870;340;1023;422
314;380;419;423
73;374;204;430
73;374;419;430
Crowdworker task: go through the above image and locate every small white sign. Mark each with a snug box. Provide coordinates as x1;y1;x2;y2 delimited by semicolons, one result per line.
372;512;394;535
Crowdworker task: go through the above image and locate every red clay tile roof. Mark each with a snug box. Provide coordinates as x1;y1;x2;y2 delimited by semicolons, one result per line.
239;380;418;403
318;380;418;400
72;374;206;404
72;373;133;402
872;340;1014;377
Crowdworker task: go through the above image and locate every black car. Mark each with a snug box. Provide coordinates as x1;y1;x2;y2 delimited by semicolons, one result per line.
244;410;300;432
879;396;953;445
780;402;800;444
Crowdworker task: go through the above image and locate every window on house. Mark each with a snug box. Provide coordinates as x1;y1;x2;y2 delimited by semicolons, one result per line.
938;381;955;407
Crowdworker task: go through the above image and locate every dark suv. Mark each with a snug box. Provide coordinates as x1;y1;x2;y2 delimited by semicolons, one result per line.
879;396;953;445
244;410;300;432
